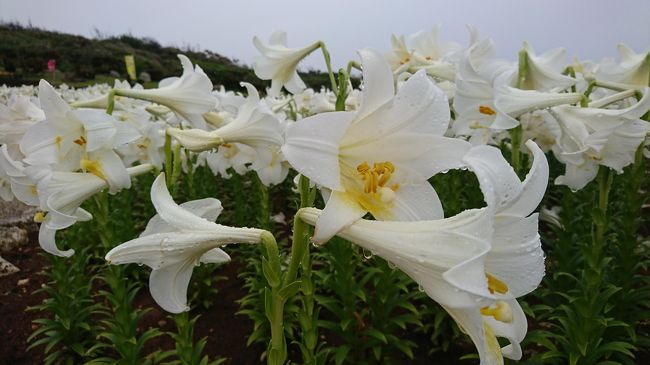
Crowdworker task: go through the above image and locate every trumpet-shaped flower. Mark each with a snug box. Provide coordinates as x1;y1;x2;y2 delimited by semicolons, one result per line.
597;44;649;87
116;55;217;129
167;83;284;164
550;89;650;190
519;42;576;92
105;173;266;313
283;48;471;243
32;164;152;257
0;94;45;146
19;80;140;172
299;140;548;364
454;38;582;134
253;31;320;96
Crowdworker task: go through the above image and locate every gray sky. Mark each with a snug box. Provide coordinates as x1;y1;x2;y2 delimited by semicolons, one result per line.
1;0;648;71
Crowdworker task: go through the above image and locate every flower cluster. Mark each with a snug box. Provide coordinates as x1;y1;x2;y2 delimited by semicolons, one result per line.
1;25;648;365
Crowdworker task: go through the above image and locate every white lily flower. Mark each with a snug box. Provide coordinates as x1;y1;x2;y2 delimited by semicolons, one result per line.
168;83;283;158
253;31;320;96
449;140;548;363
597;44;649;88
33;164;153;257
19;80;139;171
70;79;146;111
204;143;255;178
454;39;583;133
116;55;217;129
105;173;266;313
519;42;576;92
283;48;471;243
409;26;461;81
299;137;548;363
384;34;413;73
550;89;650;190
0;94;45;146
0;145;39;206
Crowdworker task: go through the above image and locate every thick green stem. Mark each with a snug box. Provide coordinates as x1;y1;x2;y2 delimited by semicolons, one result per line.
261;232;287;365
285;175;313;284
590;166;613;270
509;48;528;174
319;42;338;96
106;90;116;115
164;133;173;186
335;68;349;112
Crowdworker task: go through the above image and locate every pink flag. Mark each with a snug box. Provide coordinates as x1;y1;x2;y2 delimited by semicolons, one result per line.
47;59;56;72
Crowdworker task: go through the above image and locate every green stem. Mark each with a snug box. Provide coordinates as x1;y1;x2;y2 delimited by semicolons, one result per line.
319;42;338;96
509;48;528;174
261;232;287;365
106;90;116;115
284;175;314;284
591;167;613;268
164;133;173;186
335;68;349;112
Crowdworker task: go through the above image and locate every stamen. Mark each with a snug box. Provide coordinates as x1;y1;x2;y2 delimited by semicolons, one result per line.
80;159;108;181
486;272;509;294
54;135;62;148
73;136;87;146
479;105;497;115
356;161;399;196
480;301;513;323
33;211;46;223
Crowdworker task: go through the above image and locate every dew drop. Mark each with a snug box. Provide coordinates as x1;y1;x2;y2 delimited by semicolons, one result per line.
387;261;396;269
418;285;425;292
362;249;373;260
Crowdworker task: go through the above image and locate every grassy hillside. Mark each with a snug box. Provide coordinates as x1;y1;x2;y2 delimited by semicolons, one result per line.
0;22;332;90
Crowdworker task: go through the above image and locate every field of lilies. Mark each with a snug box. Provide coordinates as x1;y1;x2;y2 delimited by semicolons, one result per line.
0;27;648;365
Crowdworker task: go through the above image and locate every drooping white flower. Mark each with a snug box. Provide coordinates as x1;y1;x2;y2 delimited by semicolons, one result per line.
283;48;471;243
19;80;139;172
597;44;649;88
299;140;547;364
116;55;217;129
105;173;266;313
167;83;284;174
550;89;650;190
0;94;45;146
519;42;576;92
252;31;321;96
453;38;583;134
32;164;153;257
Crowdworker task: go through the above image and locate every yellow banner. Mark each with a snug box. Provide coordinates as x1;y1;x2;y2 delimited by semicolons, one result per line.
124;55;136;81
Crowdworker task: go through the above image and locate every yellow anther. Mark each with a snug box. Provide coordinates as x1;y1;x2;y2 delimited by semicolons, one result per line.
80;159;107;181
356;162;370;173
486;273;509;294
73;136;87;146
33;211;46;223
378;170;392;187
54;135;62;148
479;105;497;116
480;301;513;323
384;161;395;173
357;161;398;195
222;143;233;148
30;186;38;196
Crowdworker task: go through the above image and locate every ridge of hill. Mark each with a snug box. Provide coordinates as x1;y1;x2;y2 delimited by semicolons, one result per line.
0;22;331;90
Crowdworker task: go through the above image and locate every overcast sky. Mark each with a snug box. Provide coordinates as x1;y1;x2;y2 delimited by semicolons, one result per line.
1;0;648;71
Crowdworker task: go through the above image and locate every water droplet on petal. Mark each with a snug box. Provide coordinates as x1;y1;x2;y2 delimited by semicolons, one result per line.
362;249;373;260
